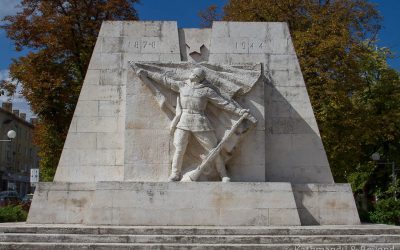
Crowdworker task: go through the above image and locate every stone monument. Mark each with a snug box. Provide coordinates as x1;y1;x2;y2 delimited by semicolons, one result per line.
27;21;360;226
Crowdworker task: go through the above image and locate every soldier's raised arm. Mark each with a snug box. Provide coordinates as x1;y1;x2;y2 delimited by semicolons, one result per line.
136;69;181;92
207;88;243;114
207;88;257;123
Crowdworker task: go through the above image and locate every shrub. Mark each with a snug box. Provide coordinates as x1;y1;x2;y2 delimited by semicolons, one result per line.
369;198;400;225
0;205;28;222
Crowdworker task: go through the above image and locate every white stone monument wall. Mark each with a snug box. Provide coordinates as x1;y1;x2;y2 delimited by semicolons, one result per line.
29;21;360;226
208;22;334;183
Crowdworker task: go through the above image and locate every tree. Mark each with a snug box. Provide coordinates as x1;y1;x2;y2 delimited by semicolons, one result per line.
198;4;221;28
201;0;400;183
1;0;139;180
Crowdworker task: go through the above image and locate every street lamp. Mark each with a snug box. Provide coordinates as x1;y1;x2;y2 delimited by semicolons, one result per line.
371;152;399;199
0;130;17;142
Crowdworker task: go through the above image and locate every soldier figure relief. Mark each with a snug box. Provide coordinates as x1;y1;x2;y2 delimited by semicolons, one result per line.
132;63;259;182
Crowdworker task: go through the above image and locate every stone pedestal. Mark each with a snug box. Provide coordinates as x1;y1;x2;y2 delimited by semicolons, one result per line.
28;182;301;226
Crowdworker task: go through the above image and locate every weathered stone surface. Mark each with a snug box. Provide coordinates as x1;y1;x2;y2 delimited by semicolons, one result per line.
2;223;400;250
53;20;335;184
28;182;300;226
293;184;360;225
29;21;360;227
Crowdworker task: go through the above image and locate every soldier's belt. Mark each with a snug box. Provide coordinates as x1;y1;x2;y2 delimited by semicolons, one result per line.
181;109;205;114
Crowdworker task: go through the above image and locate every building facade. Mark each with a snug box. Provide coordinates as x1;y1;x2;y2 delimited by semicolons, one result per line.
0;102;39;197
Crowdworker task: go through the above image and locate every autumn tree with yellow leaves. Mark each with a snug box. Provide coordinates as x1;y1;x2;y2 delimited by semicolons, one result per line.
1;0;139;180
200;0;400;223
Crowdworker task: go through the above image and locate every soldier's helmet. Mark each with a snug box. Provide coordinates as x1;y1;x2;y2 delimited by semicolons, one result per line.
192;68;206;81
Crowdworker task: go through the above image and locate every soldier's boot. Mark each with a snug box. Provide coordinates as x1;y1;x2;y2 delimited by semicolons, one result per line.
169;149;184;181
215;155;230;182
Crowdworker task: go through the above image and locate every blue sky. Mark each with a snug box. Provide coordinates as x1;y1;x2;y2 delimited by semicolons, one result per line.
0;0;399;118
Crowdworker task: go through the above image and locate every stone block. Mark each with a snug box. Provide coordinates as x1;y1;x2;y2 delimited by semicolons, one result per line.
210;22;229;38
122;21;145;37
125;94;171;130
88;207;113;224
123;53;160;68
99;21;122;37
64;191;92;224
318;208;360;225
57;148;80;167
228;130;265;165
269;100;292;117
219;208;269;226
83;181;301;226
124;163;170;182
159;53;181;62
290;101;316;119
270;70;305;88
96;132;123;150
124;129;171;164
269;55;301;71
83;69;101;85
294;165;334;184
87;53;102;70
75;117;114;133
208;53;229;64
99;69;125;85
291;134;329;165
272;86;310;103
79;149;117;166
293;184;360;225
228;164;265;182
227;54;268;64
227;22;268;39
122;37;142;53
265;22;288;40
94;165;124;182
269;208;302;225
144;22;161;37
27;183;95;224
74;101;98;117
271;117;315;134
98;100;124;117
115;149;124;165
63;132;96;149
101;37;123;53
122;21;179;54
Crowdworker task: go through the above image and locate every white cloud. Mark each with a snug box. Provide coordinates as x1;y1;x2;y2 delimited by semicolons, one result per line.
0;68;35;120
0;0;21;20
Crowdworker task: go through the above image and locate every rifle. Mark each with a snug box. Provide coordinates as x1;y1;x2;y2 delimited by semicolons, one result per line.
181;112;249;182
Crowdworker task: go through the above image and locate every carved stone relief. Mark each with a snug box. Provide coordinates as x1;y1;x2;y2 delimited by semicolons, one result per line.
130;62;261;182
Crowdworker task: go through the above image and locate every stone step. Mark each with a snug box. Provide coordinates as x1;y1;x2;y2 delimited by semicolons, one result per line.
1;233;400;244
1;224;400;249
1;242;400;250
1;224;400;236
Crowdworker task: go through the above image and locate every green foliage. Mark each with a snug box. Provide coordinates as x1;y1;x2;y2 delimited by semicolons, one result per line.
0;205;28;222
369;198;400;225
357;207;371;223
348;163;376;192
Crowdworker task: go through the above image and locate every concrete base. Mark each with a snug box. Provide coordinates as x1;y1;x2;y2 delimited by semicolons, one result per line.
28;182;301;226
28;182;360;226
293;183;361;225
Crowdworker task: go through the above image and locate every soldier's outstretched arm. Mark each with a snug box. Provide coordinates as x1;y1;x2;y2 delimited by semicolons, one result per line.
208;89;257;123
137;70;181;92
208;89;242;114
